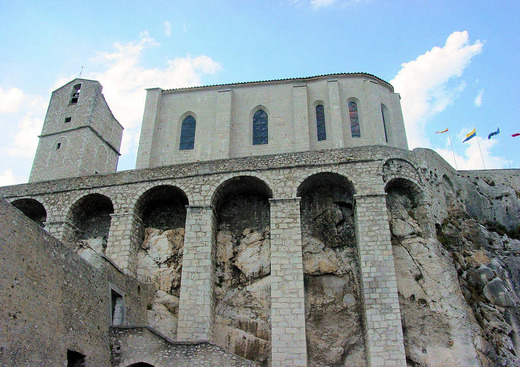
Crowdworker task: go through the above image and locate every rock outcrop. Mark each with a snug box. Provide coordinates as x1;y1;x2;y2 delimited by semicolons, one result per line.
137;227;185;340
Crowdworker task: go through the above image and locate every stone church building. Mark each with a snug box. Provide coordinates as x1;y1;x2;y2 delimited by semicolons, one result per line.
1;74;519;367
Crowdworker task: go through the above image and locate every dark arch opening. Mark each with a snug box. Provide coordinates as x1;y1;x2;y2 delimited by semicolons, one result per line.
11;198;47;227
128;364;154;367
136;185;189;231
298;172;366;366
69;194;114;250
212;176;272;366
134;185;189;339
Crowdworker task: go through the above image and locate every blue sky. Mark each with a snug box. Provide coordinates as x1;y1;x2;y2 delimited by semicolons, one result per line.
1;0;519;185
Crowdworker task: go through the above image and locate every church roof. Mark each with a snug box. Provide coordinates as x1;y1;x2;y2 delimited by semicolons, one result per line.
161;72;394;93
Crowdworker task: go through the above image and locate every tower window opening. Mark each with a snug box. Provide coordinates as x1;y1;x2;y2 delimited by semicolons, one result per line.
56;143;62;150
64;117;72;123
70;84;82;104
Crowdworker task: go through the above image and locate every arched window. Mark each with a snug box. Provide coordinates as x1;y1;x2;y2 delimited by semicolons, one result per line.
349;101;360;138
179;115;196;150
316;104;326;141
70;84;81;104
252;109;268;145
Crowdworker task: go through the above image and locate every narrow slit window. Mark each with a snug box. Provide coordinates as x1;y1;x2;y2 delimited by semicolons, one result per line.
349;101;360;138
70;84;82;104
316;104;326;141
179;115;196;150
381;104;389;143
56;143;62;150
252;109;268;145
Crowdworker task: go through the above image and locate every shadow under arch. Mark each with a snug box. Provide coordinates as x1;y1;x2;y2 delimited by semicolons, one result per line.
297;172;366;365
211;175;273;365
11;198;47;227
134;185;189;232
127;363;155;367
67;193;114;248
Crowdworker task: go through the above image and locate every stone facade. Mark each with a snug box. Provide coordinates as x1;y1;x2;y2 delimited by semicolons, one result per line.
136;73;407;168
2;75;520;366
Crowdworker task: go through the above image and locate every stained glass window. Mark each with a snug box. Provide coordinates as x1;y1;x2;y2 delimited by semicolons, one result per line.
179;115;196;150
349;102;360;138
253;109;268;145
316;105;326;141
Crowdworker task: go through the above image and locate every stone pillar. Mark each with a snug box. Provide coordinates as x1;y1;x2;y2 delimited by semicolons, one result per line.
293;84;310;152
269;198;307;367
211;89;233;160
177;205;216;341
327;79;344;148
136;88;162;169
44;220;75;243
105;212;143;274
354;194;406;367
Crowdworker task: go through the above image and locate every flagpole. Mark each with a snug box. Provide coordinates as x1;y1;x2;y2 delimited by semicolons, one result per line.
447;129;458;170
503;145;511;168
476;135;486;169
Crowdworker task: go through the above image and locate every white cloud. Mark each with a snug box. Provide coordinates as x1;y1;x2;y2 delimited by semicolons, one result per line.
474;89;484;107
85;32;221;167
164;21;171;37
0;86;25;113
0;169;17;186
311;0;337;8
391;31;483;149
6;112;44;158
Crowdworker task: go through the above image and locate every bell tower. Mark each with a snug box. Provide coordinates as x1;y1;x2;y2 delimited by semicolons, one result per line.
29;79;123;182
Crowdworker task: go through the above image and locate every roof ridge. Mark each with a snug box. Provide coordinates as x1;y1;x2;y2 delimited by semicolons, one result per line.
161;72;393;93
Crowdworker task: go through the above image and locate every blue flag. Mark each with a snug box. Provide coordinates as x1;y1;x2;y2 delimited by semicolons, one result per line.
488;127;500;139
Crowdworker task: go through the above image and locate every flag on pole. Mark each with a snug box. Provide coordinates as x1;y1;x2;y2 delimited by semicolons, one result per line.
436;128;448;134
463;128;477;143
513;133;520;137
488;127;500;139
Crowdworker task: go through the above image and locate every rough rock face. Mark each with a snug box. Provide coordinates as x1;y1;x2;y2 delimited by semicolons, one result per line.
214;227;271;366
137;227;184;340
387;169;520;367
301;182;367;367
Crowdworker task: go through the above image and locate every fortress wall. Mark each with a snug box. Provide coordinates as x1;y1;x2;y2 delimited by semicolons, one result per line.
0;198;152;367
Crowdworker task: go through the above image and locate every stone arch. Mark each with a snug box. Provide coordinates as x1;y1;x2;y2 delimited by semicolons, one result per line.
67;193;114;255
11;198;47;227
382;158;421;185
297;172;367;366
212;175;272;365
133;185;189;340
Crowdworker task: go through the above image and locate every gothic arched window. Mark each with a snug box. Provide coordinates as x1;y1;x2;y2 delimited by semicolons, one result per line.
349;101;360;138
179;115;196;150
316;104;326;141
253;109;268;145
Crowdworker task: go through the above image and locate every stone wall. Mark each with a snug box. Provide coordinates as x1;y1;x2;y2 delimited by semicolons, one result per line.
136;73;407;168
3;145;520;366
0;198;152;367
111;326;256;366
